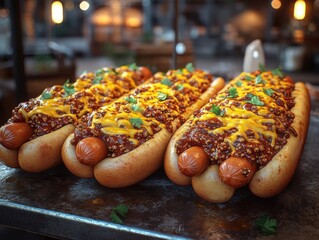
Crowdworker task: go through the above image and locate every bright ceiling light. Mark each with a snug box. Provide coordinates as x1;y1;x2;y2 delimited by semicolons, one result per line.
51;1;63;24
294;0;306;20
79;1;90;11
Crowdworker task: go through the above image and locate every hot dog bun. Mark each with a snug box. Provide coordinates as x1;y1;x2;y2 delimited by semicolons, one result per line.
62;65;225;187
164;70;310;203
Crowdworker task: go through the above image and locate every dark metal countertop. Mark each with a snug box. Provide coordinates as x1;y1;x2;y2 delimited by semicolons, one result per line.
0;113;319;240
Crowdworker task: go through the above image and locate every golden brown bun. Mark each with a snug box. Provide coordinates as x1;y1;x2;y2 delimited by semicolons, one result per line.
18;124;75;172
0;144;19;168
249;82;310;197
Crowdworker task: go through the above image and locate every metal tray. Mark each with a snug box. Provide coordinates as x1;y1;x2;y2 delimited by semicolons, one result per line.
0;114;319;240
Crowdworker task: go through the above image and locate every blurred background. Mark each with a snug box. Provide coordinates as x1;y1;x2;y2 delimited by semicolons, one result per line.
0;0;319;121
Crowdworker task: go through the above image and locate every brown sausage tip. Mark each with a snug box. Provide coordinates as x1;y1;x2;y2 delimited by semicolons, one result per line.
0;122;33;149
75;137;108;166
218;157;256;189
178;146;209;177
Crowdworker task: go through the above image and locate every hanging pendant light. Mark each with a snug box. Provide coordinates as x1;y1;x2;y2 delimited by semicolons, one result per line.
294;0;306;20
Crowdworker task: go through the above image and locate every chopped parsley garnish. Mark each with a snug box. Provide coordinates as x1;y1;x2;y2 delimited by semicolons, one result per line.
245;75;254;81
95;68;105;75
63;79;75;96
40;91;52;100
128;63;138;71
177;84;184;91
236;81;243;87
158;92;168;101
247;94;264;106
125;96;137;104
255;75;265;84
211;104;224;116
93;75;103;84
272;67;284;78
110;204;129;224
185;62;195;72
177;69;183;74
130;104;143;112
161;78;173;87
256;215;278;236
80;71;87;77
129;118;143;128
259;63;266;72
227;87;238;98
263;88;274;96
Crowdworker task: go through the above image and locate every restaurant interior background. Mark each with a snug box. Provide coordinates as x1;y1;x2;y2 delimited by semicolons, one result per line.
0;0;318;238
0;0;319;126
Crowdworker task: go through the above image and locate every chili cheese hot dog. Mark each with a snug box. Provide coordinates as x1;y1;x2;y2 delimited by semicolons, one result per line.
164;69;310;203
0;64;151;172
62;64;225;186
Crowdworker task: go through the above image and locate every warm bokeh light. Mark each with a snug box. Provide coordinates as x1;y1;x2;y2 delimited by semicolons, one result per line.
91;7;112;26
294;0;306;20
51;1;63;24
79;1;90;11
271;0;281;10
125;8;142;27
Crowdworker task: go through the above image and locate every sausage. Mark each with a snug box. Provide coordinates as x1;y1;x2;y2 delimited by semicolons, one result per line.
75;137;108;166
177;146;209;177
0;123;33;149
62;67;225;187
218;157;256;189
164;71;310;202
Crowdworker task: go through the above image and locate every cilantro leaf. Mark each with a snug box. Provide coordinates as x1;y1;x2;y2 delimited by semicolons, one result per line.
227;87;238;98
245;75;254;81
177;84;184;91
93;75;103;84
41;91;52;100
272;67;284;78
256;215;278;236
63;79;75;96
110;204;129;224
255;75;265;84
236;81;243;87
185;63;195;72
211;104;224;116
247;95;264;106
80;70;87;77
125;96;137;104
259;63;266;72
161;78;173;87
129;118;143;128
130;104;143;112
95;68;105;75
128;63;138;71
158;92;168;101
263;88;274;96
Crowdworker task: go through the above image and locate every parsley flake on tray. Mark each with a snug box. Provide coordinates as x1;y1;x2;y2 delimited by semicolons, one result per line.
110;204;129;224
256;215;278;235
